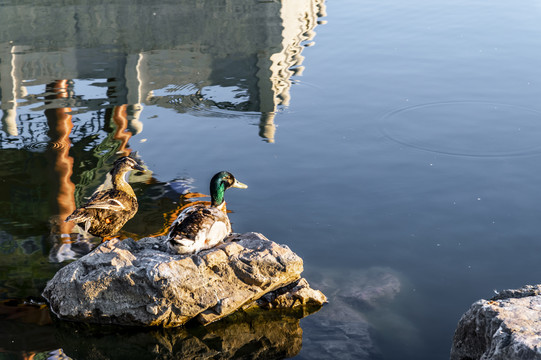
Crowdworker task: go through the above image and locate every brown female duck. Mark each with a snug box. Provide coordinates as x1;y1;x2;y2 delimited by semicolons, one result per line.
65;156;144;238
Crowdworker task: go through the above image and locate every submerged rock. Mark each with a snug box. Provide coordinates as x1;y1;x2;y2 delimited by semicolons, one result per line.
296;267;403;360
307;267;401;311
300;299;378;360
42;232;326;327
451;285;541;360
339;268;401;310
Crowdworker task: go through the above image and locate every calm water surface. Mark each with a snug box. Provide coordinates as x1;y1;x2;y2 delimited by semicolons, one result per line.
2;0;541;359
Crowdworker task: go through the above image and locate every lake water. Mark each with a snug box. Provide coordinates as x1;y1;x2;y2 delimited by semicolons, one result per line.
2;0;541;359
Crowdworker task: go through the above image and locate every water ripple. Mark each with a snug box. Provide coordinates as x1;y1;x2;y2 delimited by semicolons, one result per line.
379;101;541;158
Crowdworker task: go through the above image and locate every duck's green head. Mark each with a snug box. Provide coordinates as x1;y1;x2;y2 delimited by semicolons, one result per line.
210;171;248;206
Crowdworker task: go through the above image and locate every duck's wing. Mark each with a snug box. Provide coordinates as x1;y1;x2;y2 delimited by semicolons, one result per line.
65;190;134;223
167;208;214;241
167;207;231;254
84;198;127;211
168;204;203;231
65;208;94;233
64;191;109;223
82;190;134;211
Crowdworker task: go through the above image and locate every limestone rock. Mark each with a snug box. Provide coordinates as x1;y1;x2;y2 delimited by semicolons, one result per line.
256;278;327;309
451;285;541;360
42;232;318;327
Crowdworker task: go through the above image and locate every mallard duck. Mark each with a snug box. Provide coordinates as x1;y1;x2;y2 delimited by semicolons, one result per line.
167;171;247;254
65;156;144;239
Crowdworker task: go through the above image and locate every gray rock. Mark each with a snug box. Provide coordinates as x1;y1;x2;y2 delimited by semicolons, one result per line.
451;285;541;360
42;232;322;327
255;277;327;310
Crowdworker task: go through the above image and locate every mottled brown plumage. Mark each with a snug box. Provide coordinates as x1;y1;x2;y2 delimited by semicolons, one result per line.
66;156;144;238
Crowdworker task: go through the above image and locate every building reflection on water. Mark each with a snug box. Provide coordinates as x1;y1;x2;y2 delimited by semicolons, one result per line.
0;0;326;143
0;0;326;233
0;1;326;357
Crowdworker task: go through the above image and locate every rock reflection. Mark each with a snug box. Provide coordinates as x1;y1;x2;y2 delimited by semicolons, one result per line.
52;309;308;360
0;300;318;359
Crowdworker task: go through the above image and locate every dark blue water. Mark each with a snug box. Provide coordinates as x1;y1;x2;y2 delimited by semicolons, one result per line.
2;0;541;359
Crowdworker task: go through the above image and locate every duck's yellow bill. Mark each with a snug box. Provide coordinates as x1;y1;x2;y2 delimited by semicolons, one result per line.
232;179;248;189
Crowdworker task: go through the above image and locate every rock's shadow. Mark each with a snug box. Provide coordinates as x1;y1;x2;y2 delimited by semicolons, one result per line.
53;307;319;360
0;299;323;359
